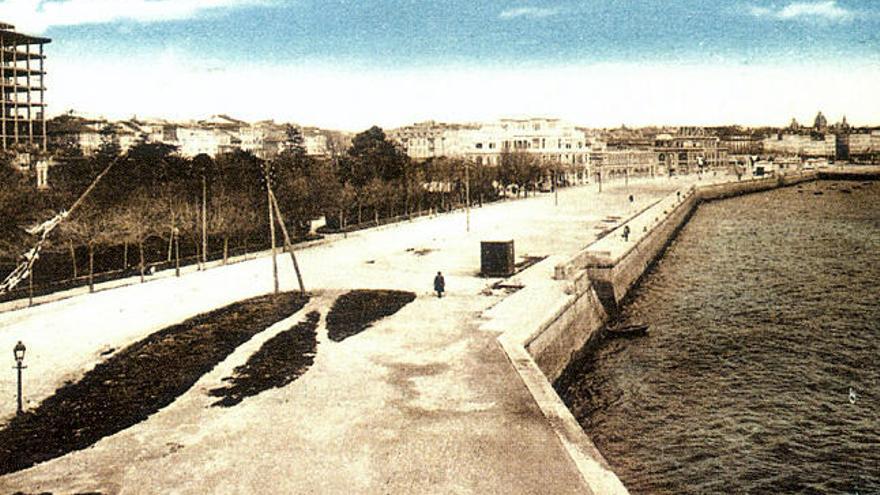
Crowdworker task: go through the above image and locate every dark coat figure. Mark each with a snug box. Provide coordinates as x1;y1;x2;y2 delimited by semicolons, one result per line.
434;272;445;298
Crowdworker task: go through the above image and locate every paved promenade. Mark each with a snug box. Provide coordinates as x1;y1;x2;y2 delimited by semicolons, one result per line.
0;173;732;494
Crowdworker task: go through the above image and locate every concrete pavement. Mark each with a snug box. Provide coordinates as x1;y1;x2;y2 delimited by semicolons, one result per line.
0;173;733;494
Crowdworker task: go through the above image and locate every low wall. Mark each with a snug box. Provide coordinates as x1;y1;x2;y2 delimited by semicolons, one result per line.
490;172;820;494
525;271;608;383
577;171;816;316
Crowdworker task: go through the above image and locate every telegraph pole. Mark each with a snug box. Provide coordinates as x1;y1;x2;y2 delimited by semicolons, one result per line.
554;164;559;206
201;172;207;266
465;161;470;232
268;185;278;294
265;165;279;295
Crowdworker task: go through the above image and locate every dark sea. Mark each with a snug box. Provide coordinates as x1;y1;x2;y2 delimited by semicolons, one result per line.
557;181;880;494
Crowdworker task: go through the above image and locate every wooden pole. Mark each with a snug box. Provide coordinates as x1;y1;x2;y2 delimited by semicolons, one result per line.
174;230;180;277
267;182;278;294
465;161;470;232
554;164;558;206
28;266;33;307
201;173;207;265
268;188;305;294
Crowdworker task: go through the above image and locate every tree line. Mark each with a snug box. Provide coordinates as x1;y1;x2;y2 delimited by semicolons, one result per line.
2;125;563;295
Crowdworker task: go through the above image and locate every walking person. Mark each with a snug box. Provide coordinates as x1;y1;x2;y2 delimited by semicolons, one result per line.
434;271;445;298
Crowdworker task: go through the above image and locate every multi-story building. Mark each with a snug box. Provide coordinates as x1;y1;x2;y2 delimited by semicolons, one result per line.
839;130;880;162
389;121;480;160
168;125;234;157
762;132;836;158
1;23;50;153
590;148;656;179
654;127;728;174
391;118;592;184
719;135;763;156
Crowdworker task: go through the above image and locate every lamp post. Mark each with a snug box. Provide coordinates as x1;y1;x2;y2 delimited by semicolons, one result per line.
13;341;26;415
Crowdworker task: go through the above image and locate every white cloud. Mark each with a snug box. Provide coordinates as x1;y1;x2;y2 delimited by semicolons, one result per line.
499;6;559;19
0;0;268;33
749;1;854;22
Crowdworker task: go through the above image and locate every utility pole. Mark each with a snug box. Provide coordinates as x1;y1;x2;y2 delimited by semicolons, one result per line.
554;164;559;206
267;180;279;295
465;161;470;232
268;188;306;294
201;172;207;266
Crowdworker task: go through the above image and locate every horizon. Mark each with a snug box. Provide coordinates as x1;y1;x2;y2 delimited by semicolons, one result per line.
2;0;879;131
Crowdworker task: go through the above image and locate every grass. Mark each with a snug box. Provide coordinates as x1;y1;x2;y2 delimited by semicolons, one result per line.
326;290;416;342
210;311;320;407
0;292;309;476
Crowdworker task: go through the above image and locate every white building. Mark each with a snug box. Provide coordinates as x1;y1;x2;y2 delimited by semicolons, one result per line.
763;133;836;158
391;118;592;183
171;126;233;157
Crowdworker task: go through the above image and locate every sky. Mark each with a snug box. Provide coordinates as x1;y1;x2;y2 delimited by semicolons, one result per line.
1;0;879;130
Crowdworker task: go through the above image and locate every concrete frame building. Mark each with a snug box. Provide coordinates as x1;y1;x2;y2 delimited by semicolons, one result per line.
1;23;50;153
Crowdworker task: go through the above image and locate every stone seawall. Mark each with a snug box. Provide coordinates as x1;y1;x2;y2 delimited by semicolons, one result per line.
578;171;816;318
492;171;820;494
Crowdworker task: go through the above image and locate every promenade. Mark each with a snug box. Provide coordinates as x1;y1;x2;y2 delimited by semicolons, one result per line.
0;173;732;494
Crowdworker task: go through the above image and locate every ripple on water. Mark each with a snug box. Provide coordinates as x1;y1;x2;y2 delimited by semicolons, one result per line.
557;183;880;495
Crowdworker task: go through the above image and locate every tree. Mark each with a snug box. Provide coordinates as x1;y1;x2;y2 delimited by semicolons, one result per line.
0;156;37;261
344;126;409;186
274;150;338;237
499;150;541;196
45;114;85;159
283;125;306;156
213;150;265;255
111;191;162;282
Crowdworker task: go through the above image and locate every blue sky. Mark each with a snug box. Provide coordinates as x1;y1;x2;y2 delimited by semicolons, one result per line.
3;0;879;129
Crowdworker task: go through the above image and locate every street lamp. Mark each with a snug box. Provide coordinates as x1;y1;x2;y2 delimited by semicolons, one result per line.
13;341;26;415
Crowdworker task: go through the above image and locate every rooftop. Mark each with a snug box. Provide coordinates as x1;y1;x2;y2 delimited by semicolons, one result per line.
0;24;51;46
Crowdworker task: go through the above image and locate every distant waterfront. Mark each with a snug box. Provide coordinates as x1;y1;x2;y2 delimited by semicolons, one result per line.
558;181;880;494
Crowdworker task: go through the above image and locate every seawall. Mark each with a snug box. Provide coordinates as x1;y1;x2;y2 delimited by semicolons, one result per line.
489;170;820;494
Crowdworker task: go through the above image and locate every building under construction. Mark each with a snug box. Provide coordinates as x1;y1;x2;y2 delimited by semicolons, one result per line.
1;22;50;153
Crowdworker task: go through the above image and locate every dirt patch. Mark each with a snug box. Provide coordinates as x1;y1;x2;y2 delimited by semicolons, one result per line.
210;311;320;407
326;290;416;342
0;292;309;476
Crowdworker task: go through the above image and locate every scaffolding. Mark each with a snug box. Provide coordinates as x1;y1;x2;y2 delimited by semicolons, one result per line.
1;22;50;153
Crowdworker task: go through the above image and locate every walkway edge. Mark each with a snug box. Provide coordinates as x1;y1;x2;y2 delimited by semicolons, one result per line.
493;317;629;495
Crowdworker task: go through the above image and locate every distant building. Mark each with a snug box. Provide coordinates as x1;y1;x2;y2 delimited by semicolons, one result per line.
1;23;50;154
169;125;233;157
389;120;481;159
719;135;763;156
390;118;592;183
813;111;828;132
763;132;836;158
654;127;728;174
838;130;880;162
590;148;656;179
301;127;329;156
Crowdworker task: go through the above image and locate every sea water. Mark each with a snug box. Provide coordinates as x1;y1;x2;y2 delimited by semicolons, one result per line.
557;181;880;494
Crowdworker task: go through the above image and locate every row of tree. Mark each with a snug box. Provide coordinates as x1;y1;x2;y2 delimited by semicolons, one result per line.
2;125;562;293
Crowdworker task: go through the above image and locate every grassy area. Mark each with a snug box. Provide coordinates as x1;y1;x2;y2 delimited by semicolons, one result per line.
0;292;309;476
326;290;416;342
210;311;320;407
